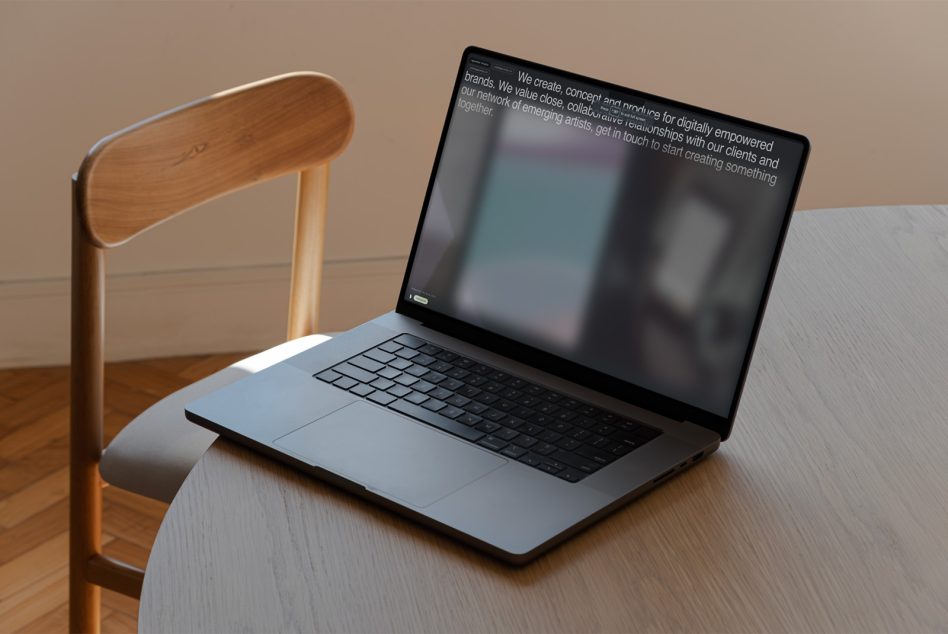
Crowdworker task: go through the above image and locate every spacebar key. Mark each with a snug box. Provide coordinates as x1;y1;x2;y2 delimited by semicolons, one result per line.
390;400;485;443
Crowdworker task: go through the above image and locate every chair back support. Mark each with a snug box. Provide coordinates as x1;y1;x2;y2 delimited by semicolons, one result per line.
77;72;353;247
69;73;353;634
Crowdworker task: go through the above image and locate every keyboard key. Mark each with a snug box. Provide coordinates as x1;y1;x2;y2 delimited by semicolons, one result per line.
421;398;447;412
464;402;489;415
494;427;519;441
350;356;384;373
524;384;544;396
555;410;578;422
465;375;488;387
559;399;581;410
387;384;412;398
513;435;538;448
394;334;425;349
531;414;555;427
556;438;582;451
405;364;429;377
436;351;457;362
458;385;481;398
500;388;522;400
378;341;402;354
488;371;509;382
535;442;557;456
551;450;599;474
537;402;559;415
394;374;418;387
569;428;592;441
367;391;396;406
389;400;484;442
578;405;600;417
543;392;562;403
412;380;436;393
501;445;527;459
389;358;412;370
550;421;573;434
636;426;662;441
591;436;610;448
556;468;583;483
613;431;643;447
477;435;508;451
540;459;567;472
421;370;447;384
512;406;534;419
440;378;465;391
495;400;517;412
350;383;374;397
456;413;482;426
537;462;562;475
505;377;527;389
539;430;561;443
404;391;429;405
446;368;470;380
475;421;501;434
484;409;507;423
524;424;544;436
574;417;597;429
593;424;616;436
332;376;358;390
334;363;376;384
483;381;505;393
454;357;474;369
315;369;341;383
576;444;615;465
470;364;492;375
395;348;419;360
430;361;452;373
365;348;396;364
370;377;395;390
413;354;436;367
504;416;525;429
473;392;500;405
377;366;401;380
440;405;465;419
518;453;542;467
429;387;453;401
446;394;470;407
419;344;442;355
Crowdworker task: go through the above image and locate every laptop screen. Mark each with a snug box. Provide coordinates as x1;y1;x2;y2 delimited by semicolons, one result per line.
401;48;807;421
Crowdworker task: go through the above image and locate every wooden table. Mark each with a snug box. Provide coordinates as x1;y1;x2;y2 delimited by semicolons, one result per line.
140;206;948;633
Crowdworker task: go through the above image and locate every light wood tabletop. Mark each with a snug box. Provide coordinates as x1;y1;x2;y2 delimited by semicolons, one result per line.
140;206;948;633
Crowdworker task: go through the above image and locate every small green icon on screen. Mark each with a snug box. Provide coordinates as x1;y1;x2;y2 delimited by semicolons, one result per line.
412;294;429;305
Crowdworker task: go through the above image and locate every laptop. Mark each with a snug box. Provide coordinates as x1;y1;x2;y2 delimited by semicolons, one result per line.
186;46;809;564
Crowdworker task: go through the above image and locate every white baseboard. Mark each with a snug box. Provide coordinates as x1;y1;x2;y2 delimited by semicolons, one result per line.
0;257;406;369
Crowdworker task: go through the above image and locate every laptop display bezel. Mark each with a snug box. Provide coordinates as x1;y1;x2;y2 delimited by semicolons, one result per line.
395;45;810;440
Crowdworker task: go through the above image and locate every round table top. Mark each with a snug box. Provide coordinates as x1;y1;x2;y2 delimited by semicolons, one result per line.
141;206;948;633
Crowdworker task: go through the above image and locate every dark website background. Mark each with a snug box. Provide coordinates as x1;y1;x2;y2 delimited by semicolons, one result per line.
406;53;805;416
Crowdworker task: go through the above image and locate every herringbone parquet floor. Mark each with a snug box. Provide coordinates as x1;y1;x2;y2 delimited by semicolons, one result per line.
0;351;250;633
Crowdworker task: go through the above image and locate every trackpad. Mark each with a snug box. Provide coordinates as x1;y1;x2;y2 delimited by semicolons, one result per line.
274;401;505;508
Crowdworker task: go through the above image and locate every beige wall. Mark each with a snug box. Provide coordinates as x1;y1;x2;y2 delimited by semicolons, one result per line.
1;1;947;365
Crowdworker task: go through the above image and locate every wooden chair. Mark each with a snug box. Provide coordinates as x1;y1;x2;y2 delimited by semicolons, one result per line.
70;72;354;633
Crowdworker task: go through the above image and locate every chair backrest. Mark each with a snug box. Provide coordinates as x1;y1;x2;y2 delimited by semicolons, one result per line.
68;73;353;633
77;72;353;247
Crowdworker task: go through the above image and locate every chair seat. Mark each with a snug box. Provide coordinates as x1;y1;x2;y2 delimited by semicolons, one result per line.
99;334;331;503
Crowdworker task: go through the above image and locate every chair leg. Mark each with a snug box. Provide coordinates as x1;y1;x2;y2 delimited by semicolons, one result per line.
70;186;106;634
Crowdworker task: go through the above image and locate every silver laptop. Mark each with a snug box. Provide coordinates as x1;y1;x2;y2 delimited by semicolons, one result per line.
186;46;809;564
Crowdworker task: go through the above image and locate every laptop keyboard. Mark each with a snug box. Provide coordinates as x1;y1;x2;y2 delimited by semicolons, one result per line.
314;334;662;483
